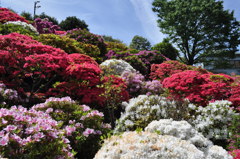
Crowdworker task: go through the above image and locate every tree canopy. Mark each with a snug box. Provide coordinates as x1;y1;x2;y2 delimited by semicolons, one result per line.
129;35;151;50
152;38;179;60
152;0;240;65
20;11;33;21
102;35;123;43
59;16;89;31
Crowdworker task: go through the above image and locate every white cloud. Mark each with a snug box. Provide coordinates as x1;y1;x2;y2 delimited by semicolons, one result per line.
129;0;165;45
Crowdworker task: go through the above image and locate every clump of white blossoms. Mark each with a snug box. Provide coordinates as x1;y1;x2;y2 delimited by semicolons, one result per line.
94;131;233;159
114;95;190;133
188;100;238;140
5;21;39;34
94;131;205;159
145;119;213;152
100;59;136;76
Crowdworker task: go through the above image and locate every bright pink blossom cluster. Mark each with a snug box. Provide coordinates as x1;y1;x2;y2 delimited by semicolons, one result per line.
0;8;29;24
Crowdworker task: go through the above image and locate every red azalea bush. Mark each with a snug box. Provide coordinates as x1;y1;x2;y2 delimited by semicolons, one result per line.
48;75;129;108
0;8;29;24
162;70;238;107
150;60;208;82
230;149;240;159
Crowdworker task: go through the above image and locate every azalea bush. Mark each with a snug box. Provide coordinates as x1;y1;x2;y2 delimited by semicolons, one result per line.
227;114;240;151
100;59;136;76
150;60;208;82
0;22;38;37
0;8;29;24
162;70;237;106
32;97;111;159
0;83;25;108
0;106;74;159
188;100;238;142
114;95;190;133
121;71;163;97
230;149;240;159
0;33;126;107
106;49;165;75
95;131;232;159
34;18;60;34
145;119;213;151
105;41;128;52
37;34;84;54
66;28;107;62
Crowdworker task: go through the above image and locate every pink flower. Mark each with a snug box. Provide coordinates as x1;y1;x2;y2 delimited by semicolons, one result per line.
4;125;17;132
83;128;95;137
81;105;90;111
65;126;76;136
0;133;9;146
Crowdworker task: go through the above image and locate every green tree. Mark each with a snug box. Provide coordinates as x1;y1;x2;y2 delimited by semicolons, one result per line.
20;11;33;21
36;12;59;25
152;0;240;65
129;35;151;50
102;35;123;43
152;38;179;60
59;16;89;31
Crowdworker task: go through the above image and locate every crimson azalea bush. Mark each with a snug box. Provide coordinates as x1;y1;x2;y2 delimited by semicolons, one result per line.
0;33;129;108
31;97;111;159
0;106;74;159
0;8;29;24
162;70;240;107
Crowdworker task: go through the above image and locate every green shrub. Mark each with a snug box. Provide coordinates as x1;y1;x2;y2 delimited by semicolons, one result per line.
0;23;38;37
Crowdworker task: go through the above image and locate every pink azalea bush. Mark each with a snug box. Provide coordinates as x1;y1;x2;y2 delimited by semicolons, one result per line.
31;97;111;159
0;106;74;158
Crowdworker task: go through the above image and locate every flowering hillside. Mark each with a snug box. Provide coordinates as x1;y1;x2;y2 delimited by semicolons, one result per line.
0;8;239;159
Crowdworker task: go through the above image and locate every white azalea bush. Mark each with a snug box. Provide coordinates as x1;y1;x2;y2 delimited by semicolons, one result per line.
4;21;39;34
94;131;233;159
145;119;213;151
100;59;136;76
114;95;190;133
188;100;238;140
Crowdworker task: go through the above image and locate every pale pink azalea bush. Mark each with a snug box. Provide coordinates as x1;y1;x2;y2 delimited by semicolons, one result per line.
0;106;74;159
31;97;111;159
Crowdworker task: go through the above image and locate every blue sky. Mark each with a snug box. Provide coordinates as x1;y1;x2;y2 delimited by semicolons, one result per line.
1;0;240;46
